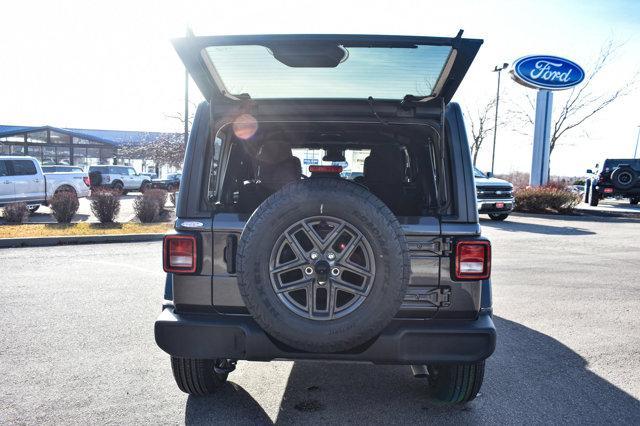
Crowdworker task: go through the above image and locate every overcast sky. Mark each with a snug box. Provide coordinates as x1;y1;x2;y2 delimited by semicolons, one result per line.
1;0;639;175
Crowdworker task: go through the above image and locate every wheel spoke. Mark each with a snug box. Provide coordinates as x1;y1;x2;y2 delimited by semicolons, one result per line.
323;222;346;250
337;234;362;261
271;259;307;275
330;277;368;296
275;277;313;294
300;221;324;251
285;234;309;261
338;261;373;278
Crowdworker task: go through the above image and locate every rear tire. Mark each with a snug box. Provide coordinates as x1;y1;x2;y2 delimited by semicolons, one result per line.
428;362;485;404
170;357;228;396
589;191;599;206
630;198;639;205
140;181;151;193
488;213;508;221
112;181;124;195
28;205;40;214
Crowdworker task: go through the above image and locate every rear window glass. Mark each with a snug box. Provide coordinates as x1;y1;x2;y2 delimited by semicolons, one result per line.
292;148;370;177
203;44;453;100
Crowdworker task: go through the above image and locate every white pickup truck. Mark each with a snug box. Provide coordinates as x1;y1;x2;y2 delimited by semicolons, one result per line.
0;156;91;212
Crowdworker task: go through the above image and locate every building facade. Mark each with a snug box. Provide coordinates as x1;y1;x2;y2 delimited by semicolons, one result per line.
0;125;182;174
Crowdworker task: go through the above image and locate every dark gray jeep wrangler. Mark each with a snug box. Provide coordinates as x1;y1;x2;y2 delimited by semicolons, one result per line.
155;33;496;404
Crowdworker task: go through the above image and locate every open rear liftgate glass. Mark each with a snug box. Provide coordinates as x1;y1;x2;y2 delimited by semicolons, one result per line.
172;32;483;314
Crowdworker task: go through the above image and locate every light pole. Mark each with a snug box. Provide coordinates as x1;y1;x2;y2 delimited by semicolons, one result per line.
491;63;509;174
634;125;640;158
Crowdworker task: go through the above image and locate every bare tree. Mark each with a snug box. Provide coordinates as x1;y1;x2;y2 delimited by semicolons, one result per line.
510;40;637;154
467;99;496;166
118;132;185;174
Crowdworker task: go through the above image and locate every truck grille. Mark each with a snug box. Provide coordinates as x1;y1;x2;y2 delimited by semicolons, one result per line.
476;186;513;199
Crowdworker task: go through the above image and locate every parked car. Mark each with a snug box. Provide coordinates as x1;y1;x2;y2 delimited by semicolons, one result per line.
140;172;158;180
151;173;181;192
474;167;515;221
0;156;90;212
87;165;151;194
155;33;495;404
41;165;85;173
586;159;640;206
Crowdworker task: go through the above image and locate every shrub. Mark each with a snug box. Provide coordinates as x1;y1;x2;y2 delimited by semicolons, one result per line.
145;189;168;212
2;202;28;223
90;189;121;223
169;192;176;207
49;191;79;223
514;186;581;214
134;195;160;223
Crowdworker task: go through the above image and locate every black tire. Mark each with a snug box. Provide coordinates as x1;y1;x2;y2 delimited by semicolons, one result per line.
88;171;102;186
610;166;636;190
428;362;485;404
488;213;509;221
111;181;124;195
630;198;639;205
236;178;410;353
170;357;228;396
140;181;151;193
167;184;176;193
28;205;40;214
589;191;599;206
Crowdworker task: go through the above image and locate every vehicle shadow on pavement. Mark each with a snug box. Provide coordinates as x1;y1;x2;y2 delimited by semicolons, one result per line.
480;218;596;236
270;316;640;424
185;382;272;425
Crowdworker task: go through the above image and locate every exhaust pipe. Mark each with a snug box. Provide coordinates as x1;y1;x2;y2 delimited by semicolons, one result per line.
410;364;429;378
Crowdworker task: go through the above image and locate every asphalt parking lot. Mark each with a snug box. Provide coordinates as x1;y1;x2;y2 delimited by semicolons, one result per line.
1;213;639;424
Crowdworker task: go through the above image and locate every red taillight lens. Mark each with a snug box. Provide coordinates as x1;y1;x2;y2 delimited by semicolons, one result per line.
163;235;197;273
308;165;343;174
83;176;91;186
454;240;491;280
603;187;614;193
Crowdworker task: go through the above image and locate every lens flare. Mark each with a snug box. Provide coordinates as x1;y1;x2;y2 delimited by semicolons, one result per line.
233;114;258;140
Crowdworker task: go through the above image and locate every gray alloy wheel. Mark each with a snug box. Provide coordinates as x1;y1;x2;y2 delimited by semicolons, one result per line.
269;216;376;320
236;178;410;353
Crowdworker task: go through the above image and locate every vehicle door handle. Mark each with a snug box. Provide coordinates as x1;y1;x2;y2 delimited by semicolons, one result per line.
34;179;40;183
3;181;10;184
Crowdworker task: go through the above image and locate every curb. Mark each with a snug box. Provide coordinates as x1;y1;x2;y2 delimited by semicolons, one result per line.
0;233;165;249
573;207;640;219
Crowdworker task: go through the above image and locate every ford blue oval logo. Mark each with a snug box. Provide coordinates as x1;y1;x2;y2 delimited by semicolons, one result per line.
511;55;585;90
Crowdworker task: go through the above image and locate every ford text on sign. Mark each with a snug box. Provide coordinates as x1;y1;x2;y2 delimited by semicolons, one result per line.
511;55;584;90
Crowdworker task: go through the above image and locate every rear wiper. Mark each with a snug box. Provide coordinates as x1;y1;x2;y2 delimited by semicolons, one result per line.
367;96;388;126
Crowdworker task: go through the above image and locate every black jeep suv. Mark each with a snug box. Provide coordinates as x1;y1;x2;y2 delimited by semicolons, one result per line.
588;159;640;206
154;33;496;404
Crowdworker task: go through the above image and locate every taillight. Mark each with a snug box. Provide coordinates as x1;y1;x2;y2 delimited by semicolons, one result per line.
454;240;491;280
163;235;197;273
83;176;91;186
604;187;614;193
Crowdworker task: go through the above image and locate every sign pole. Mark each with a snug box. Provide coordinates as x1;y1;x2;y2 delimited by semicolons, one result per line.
530;89;553;186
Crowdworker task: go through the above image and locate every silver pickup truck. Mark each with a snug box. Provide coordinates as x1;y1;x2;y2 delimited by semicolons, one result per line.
0;156;90;212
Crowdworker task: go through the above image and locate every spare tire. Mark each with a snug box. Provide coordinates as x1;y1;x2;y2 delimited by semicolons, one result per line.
236;178;410;353
88;171;102;186
611;166;636;190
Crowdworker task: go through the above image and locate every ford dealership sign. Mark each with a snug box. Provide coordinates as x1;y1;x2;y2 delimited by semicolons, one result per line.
511;55;584;90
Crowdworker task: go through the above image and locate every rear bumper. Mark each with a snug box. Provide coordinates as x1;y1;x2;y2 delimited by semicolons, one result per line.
155;307;496;364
